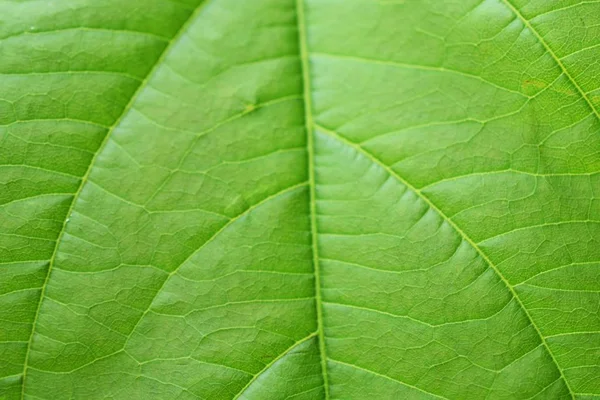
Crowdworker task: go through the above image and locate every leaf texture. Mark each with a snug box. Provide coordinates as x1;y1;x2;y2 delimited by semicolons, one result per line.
1;0;600;399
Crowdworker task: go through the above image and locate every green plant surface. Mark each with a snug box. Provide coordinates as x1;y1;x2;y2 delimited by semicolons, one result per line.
1;0;600;398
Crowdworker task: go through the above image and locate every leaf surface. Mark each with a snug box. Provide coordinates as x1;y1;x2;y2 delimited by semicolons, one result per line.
1;0;600;399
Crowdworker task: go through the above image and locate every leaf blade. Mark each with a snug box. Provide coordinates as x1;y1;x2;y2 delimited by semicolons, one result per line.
2;0;600;398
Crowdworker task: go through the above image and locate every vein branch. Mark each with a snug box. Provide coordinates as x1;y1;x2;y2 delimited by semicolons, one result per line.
316;123;574;398
232;332;318;399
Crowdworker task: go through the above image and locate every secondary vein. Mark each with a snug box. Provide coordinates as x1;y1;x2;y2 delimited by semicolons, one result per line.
316;123;574;399
501;0;600;122
233;332;318;399
18;1;213;397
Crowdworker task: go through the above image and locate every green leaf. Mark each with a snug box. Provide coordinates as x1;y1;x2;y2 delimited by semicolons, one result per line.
1;0;600;398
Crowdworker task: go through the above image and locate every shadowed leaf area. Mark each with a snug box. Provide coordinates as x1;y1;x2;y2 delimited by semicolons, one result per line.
1;0;600;399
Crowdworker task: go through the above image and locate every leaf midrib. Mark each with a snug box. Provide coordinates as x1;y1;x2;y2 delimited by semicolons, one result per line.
295;0;331;398
18;1;213;397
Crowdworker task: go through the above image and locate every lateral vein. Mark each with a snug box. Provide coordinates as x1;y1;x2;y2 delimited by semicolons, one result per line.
501;0;600;123
18;1;214;397
316;123;574;399
232;332;318;399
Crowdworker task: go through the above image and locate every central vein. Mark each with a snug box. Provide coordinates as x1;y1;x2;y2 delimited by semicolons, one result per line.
295;0;330;397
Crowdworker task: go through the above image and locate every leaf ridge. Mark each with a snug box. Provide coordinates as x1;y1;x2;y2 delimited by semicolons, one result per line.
18;1;212;397
296;0;331;398
315;123;575;399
